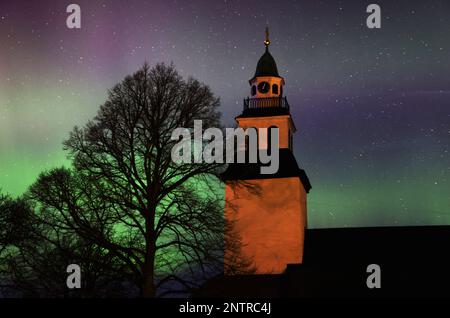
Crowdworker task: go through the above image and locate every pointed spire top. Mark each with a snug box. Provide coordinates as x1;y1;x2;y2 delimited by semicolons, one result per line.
264;25;270;49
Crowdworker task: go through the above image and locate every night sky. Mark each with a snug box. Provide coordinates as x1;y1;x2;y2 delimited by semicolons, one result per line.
0;0;449;228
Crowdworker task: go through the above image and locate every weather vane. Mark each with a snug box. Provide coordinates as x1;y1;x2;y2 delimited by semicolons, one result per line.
264;25;270;48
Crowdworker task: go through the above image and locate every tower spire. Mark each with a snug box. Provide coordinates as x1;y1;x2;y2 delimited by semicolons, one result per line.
264;25;270;50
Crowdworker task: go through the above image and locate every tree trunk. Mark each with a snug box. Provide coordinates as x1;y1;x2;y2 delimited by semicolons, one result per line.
141;245;156;298
142;204;157;298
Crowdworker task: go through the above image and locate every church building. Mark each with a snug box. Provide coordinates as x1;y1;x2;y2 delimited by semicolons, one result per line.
196;29;450;299
222;28;311;274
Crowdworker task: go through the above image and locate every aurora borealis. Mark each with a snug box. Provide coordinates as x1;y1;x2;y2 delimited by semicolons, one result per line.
0;0;449;227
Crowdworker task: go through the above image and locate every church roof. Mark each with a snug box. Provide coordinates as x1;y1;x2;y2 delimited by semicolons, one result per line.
221;148;312;193
194;225;450;298
251;47;280;81
251;26;281;81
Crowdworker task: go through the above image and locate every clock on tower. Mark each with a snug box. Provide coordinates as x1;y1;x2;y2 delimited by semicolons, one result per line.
222;27;311;275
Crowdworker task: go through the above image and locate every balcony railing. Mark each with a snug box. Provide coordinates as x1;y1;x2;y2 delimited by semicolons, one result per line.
243;97;290;111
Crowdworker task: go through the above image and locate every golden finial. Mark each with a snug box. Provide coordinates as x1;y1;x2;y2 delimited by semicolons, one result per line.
264;25;270;48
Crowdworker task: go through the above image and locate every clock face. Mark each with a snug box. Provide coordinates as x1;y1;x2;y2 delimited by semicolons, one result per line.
257;81;270;93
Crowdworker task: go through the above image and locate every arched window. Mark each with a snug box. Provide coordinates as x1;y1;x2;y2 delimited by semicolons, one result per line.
272;84;278;95
245;134;249;162
267;125;277;155
245;127;258;163
251;85;256;96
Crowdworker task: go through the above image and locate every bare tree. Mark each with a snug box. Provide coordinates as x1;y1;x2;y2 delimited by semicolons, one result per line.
27;63;224;297
0;189;135;297
223;218;256;276
0;193;33;296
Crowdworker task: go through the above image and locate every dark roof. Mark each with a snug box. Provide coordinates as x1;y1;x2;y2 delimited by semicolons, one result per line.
220;148;311;193
303;225;450;265
194;225;450;298
251;47;280;81
236;107;290;118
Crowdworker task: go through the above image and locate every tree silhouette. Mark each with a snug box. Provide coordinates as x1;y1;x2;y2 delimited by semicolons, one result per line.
25;63;225;297
0;190;136;297
224;218;256;275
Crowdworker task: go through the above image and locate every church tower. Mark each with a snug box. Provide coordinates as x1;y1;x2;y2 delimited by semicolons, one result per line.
222;27;311;274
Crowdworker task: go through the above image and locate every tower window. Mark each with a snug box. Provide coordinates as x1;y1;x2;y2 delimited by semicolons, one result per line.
251;85;256;96
272;84;278;94
245;127;258;163
267;125;277;155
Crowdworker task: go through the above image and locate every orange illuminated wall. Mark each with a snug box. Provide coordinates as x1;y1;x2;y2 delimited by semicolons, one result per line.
236;115;295;150
225;177;307;274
